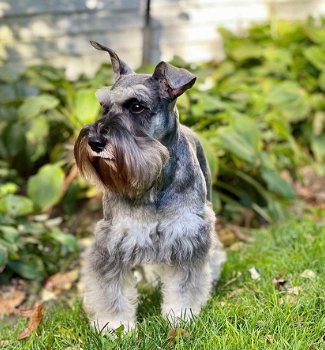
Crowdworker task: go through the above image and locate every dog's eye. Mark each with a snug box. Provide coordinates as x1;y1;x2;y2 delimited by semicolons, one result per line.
129;102;144;114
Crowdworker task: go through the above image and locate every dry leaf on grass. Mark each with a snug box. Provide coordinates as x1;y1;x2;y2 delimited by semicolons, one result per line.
300;269;316;279
0;289;25;315
279;295;297;305
266;334;274;343
272;277;289;291
167;328;190;347
17;302;43;340
248;267;260;281
287;286;302;295
44;270;78;292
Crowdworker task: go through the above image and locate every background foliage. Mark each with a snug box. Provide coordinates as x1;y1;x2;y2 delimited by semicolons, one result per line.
0;18;324;280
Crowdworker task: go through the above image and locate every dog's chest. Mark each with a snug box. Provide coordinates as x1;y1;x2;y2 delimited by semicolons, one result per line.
109;208;162;265
104;200;210;266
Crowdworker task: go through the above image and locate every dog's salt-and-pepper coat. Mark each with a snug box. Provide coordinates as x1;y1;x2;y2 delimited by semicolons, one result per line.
74;42;226;332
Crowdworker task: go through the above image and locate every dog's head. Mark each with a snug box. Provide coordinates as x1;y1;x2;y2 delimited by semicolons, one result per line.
74;41;196;197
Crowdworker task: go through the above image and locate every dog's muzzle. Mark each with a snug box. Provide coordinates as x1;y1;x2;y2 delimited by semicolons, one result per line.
88;135;106;153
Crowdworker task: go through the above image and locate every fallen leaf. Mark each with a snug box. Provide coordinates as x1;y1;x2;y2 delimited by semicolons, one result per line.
272;277;289;291
300;269;316;279
0;289;25;315
249;267;260;280
287;286;302;295
44;269;79;293
17;302;43;340
279;295;297;305
40;289;56;302
297;316;304;323
0;340;10;347
228;288;243;298
167;328;190;347
266;334;274;343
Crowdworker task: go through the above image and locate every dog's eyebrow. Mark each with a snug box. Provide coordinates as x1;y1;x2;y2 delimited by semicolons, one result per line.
110;85;153;105
95;87;111;106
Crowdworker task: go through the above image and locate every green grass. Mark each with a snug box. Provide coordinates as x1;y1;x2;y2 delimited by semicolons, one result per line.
1;216;324;349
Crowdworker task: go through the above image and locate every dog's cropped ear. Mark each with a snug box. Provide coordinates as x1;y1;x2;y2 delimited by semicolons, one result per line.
152;62;196;99
90;41;133;80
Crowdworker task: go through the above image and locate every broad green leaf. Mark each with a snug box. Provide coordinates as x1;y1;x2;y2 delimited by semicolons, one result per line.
0;243;7;272
7;258;45;280
198;135;219;184
304;46;325;71
215;114;262;162
0;225;20;242
319;71;325;91
26;115;49;161
75;89;100;124
217;126;257;163
0;183;18;197
27;164;65;211
1;121;26;158
274;20;306;45
50;230;78;252
228;43;263;62
311;134;325;162
266;81;310;122
232;115;262;151
0;195;33;217
305;26;325;44
18;94;59;119
261;168;294;199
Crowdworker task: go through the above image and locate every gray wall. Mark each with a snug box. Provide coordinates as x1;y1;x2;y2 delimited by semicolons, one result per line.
1;0;325;79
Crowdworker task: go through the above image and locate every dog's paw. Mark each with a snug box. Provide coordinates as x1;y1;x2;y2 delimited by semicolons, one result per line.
92;317;136;334
162;307;199;325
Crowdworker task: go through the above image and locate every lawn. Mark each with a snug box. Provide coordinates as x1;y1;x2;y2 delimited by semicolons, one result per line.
1;215;324;350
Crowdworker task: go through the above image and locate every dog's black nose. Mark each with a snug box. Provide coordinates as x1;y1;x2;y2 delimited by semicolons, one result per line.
88;136;106;153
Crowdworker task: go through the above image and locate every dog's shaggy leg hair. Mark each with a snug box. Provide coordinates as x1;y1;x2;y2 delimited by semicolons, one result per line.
82;224;138;332
160;261;212;323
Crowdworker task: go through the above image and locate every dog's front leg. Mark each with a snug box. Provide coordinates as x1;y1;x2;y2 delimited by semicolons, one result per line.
160;260;212;323
83;232;138;333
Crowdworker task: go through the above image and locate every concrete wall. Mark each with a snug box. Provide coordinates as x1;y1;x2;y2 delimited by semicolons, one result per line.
1;0;325;79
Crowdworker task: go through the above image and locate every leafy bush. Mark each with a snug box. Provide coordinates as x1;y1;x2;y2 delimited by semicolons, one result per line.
176;18;325;223
0;18;324;280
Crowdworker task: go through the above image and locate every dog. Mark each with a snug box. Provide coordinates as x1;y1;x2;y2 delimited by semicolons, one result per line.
74;41;226;332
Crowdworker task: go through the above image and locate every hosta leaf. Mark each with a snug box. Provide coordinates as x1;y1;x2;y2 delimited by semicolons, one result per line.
305;26;325;44
0;243;8;272
7;258;45;280
50;230;78;252
75;89;100;124
217;127;257;163
26;115;49;161
274;20;306;45
304;46;325;71
311;134;325;162
266;81;310;122
319;71;325;91
232;115;261;151
18;95;59;120
261;168;294;199
0;183;18;197
27;164;65;211
228;43;263;62
198;135;218;184
0;195;33;217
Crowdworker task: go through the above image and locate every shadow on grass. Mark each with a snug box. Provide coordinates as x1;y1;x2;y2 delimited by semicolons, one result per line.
137;285;162;322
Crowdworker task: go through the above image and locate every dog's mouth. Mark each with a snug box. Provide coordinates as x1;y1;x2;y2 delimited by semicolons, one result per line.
88;145;117;170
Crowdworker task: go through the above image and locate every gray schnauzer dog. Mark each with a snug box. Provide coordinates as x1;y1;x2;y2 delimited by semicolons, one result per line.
74;41;226;332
